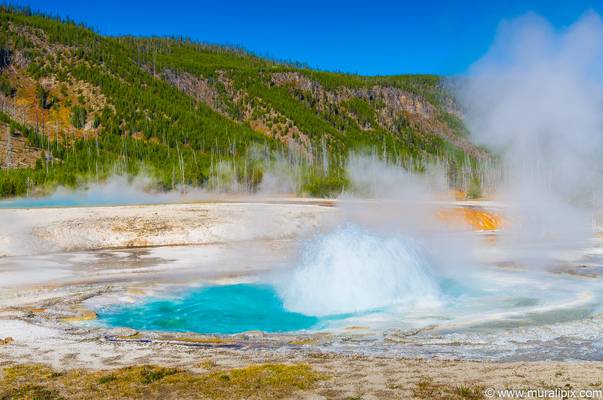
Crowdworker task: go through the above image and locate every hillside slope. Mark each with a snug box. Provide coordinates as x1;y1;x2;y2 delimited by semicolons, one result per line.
0;6;484;198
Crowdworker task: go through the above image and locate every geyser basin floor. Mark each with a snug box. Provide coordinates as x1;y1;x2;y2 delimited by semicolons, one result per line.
1;200;603;369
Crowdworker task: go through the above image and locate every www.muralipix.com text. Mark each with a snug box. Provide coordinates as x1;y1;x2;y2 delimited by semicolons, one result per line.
485;387;603;399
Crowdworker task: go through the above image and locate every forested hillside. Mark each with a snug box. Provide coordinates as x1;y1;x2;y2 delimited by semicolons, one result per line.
0;5;486;198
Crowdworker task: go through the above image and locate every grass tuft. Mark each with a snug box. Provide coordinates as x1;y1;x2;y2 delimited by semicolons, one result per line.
413;377;484;400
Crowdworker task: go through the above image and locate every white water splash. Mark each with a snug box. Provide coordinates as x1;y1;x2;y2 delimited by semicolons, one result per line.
276;225;441;316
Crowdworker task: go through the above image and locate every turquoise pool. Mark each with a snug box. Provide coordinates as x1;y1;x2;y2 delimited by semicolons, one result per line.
98;284;321;334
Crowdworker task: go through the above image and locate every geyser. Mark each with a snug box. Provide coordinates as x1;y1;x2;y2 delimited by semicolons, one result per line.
276;225;441;316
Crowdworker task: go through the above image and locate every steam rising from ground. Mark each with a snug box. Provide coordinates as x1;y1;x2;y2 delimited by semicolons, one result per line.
0;161;305;208
458;12;603;263
0;176;196;208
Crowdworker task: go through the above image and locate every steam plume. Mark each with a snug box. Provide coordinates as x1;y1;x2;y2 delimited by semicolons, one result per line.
458;12;603;263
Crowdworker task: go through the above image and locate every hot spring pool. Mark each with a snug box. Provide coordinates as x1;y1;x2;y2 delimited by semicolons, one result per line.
94;224;603;361
96;275;602;337
98;284;323;334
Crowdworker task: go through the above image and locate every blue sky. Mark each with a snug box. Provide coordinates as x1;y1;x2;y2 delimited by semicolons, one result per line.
6;0;603;75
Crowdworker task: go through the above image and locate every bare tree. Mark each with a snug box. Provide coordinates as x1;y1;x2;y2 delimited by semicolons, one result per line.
5;126;12;169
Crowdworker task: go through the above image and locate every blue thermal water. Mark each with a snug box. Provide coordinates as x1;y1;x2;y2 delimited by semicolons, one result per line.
98;284;321;334
0;196;102;208
0;177;185;208
0;192;168;208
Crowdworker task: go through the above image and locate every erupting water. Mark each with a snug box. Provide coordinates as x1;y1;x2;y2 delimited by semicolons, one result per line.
276;225;441;316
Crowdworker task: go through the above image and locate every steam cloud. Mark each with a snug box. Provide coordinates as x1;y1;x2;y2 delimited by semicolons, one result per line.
458;12;603;264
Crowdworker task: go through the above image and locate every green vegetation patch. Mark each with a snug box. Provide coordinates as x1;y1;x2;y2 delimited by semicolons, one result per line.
0;363;326;400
